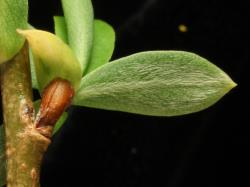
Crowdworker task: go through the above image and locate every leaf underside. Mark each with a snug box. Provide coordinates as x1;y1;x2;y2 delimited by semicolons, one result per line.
85;19;115;74
54;16;68;44
53;17;116;75
61;0;94;73
74;51;236;116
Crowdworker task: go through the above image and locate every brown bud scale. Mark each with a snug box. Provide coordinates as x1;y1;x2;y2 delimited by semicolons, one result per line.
35;78;74;129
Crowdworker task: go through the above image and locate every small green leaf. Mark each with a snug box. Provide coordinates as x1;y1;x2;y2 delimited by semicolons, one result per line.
85;19;115;74
27;24;39;90
29;48;39;90
0;0;28;64
74;51;236;116
54;16;68;44
17;29;82;91
33;100;68;135
53;112;68;135
33;99;41;112
61;0;94;73
0;125;6;187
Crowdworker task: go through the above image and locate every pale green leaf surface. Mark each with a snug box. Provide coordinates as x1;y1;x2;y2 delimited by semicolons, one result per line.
61;0;94;73
54;16;68;44
17;29;82;91
85;19;115;74
0;0;28;64
0;125;6;187
27;24;39;90
29;48;39;90
33;100;68;135
74;51;236;116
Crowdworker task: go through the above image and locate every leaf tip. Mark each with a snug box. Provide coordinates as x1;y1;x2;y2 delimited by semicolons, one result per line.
16;28;25;36
16;29;31;41
227;80;237;94
230;80;237;89
225;75;237;91
219;77;237;101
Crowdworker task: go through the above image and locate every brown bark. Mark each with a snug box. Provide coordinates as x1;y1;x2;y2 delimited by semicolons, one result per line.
1;44;49;186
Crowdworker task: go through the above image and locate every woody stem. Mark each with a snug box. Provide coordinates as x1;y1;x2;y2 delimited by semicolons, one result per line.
1;44;50;187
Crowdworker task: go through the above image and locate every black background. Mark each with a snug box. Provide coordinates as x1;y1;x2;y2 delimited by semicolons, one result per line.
2;0;249;186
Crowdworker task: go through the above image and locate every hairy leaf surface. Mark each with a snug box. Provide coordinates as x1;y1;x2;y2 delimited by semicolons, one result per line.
74;51;236;116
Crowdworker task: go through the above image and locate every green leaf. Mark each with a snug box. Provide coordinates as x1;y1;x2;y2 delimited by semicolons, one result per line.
33;99;41;112
0;125;6;187
61;0;94;73
29;48;39;90
53;16;68;44
53;112;68;135
74;51;236;116
17;29;82;91
85;19;115;74
27;24;39;90
33;100;68;135
0;0;28;64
